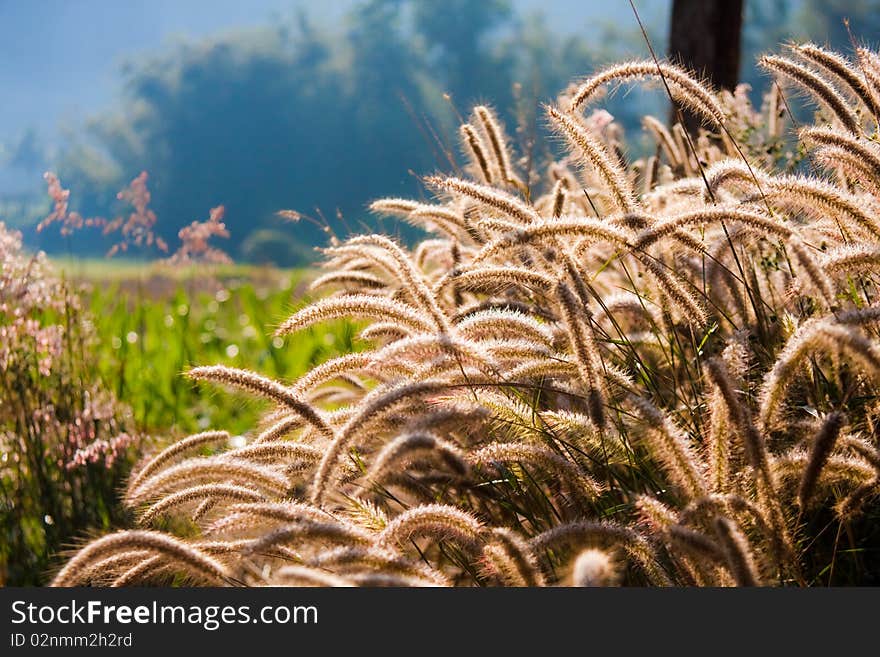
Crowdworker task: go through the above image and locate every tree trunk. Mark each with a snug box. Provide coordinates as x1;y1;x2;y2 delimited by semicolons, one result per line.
668;0;744;133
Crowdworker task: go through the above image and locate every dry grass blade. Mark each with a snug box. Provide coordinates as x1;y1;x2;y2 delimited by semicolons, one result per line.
52;531;231;586
567;60;726;128
138;484;266;526
188;366;334;439
760;55;860;134
275;294;434;336
128;430;229;493
547;105;636;212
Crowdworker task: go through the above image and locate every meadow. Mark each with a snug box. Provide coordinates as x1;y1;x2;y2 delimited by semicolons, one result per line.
70;261;356;436
5;39;880;588
0;251;354;584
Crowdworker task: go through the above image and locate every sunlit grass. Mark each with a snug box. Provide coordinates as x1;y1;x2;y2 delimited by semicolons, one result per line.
60;259;359;436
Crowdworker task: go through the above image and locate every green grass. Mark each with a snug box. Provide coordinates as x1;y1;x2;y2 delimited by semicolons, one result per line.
60;259;357;437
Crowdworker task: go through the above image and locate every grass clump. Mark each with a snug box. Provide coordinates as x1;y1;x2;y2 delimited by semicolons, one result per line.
57;43;880;587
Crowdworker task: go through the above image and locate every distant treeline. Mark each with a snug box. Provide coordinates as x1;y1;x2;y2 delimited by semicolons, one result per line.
10;0;876;264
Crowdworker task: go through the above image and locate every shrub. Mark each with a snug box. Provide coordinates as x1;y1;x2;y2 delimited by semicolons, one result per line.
0;222;142;584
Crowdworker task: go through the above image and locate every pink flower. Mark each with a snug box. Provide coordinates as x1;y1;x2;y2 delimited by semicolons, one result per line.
164;205;233;265
586;109;615;133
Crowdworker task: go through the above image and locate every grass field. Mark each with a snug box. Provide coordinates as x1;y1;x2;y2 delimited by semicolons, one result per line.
10;38;880;589
61;260;357;437
2;249;363;584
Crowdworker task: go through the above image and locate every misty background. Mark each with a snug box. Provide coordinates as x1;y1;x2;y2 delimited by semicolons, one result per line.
1;0;876;264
